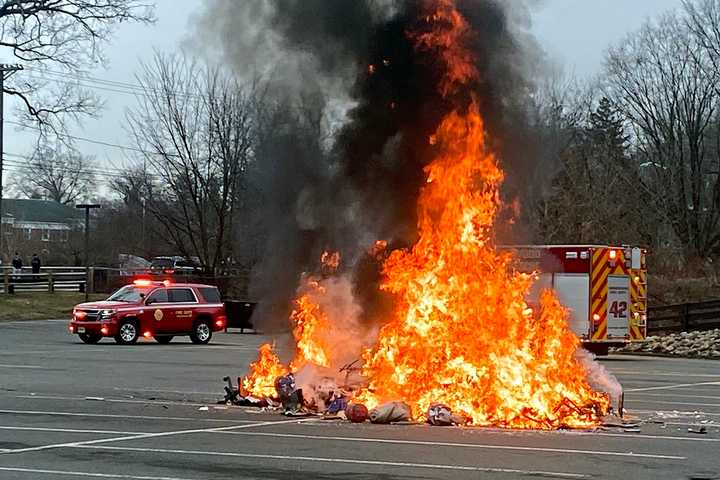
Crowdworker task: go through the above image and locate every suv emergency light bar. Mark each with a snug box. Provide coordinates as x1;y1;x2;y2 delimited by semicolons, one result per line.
132;279;173;287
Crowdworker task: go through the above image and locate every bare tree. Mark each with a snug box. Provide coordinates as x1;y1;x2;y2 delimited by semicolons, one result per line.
605;12;720;258
126;53;257;272
10;142;96;204
0;0;154;135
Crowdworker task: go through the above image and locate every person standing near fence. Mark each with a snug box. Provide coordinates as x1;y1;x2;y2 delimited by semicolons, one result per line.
31;254;41;274
11;252;22;274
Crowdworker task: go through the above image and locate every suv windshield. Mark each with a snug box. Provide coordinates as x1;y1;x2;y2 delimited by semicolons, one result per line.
150;258;174;269
107;285;151;303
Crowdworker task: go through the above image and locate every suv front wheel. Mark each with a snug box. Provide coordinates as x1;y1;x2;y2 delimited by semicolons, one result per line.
115;319;139;345
190;319;212;345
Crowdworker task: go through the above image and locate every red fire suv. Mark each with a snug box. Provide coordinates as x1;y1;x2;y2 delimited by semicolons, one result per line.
69;280;226;345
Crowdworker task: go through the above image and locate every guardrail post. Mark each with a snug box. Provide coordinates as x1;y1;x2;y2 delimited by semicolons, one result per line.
681;303;690;331
48;272;54;293
88;267;95;294
3;270;8;295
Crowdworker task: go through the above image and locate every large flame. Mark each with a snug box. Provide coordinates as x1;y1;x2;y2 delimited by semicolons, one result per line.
240;0;610;428
240;343;288;398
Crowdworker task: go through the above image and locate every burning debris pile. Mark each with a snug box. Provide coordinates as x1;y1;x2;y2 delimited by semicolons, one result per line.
225;0;615;430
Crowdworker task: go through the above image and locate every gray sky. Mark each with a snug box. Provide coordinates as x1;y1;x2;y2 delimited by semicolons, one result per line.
2;0;685;192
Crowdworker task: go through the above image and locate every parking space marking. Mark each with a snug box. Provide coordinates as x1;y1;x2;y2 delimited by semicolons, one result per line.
113;387;216;396
625;381;720;392
0;426;151;435
0;364;45;369
1;418;306;454
0;408;258;423
73;445;589;478
629;392;720;400
614;371;720;378
0;466;194;480
218;431;686;460
14;394;208;408
633;408;720;417
627;399;720;408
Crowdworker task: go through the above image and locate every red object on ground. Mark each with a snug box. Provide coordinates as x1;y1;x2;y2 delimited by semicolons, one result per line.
345;403;369;423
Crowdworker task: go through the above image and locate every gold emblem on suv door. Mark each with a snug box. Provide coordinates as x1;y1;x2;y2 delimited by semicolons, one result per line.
154;309;163;321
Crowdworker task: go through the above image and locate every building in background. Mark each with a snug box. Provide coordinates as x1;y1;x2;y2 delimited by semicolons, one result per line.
1;199;82;262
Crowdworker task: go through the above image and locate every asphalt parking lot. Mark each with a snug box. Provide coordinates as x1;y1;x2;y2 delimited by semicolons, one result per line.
0;320;719;479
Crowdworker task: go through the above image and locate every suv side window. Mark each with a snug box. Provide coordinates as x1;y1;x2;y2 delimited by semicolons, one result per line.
146;288;168;304
199;287;221;303
168;288;196;303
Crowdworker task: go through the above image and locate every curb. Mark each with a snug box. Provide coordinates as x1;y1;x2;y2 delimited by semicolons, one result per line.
610;351;720;361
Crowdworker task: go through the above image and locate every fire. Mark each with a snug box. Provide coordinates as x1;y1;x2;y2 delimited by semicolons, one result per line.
290;279;332;370
240;343;288;398
354;0;609;428
240;0;610;429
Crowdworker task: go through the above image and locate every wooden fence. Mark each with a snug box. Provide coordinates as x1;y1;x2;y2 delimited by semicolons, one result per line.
647;299;720;335
1;267;86;294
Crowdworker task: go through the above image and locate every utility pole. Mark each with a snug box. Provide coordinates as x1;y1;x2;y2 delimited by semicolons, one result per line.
76;203;101;301
0;64;23;263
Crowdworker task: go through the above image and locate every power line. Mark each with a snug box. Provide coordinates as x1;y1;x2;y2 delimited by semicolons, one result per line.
24;68;202;100
6;119;151;155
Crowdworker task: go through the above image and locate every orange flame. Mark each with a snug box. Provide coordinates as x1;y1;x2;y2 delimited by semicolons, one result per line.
353;0;609;428
240;343;288;398
320;251;341;271
289;279;332;370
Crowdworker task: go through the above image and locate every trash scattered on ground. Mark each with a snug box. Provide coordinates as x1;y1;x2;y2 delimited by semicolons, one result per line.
198;406;209;411
688;426;708;434
346;403;369;423
369;402;411;424
84;397;105;401
427;403;468;426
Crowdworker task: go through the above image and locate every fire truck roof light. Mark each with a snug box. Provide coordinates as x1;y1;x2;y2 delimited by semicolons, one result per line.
162;280;172;287
133;279;153;287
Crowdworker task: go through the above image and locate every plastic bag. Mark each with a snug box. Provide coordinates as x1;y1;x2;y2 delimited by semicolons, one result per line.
369;401;411;424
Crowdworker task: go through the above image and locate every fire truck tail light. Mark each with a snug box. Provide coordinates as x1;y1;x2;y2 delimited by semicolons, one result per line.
609;250;617;260
593;313;601;322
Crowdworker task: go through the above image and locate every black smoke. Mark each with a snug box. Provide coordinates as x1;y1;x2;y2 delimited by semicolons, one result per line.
196;0;543;331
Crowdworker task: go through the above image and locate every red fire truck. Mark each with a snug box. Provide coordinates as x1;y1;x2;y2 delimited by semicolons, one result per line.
505;245;647;355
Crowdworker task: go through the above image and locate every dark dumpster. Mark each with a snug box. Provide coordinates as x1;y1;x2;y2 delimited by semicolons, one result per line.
224;300;257;332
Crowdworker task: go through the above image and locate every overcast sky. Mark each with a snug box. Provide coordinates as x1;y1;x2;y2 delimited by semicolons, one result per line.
2;0;685;191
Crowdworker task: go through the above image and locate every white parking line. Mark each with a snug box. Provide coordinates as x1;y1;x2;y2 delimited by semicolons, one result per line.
14;394;207;408
613;371;720;378
73;445;589;479
0;364;45;369
628;399;720;408
0;426;151;435
1;418;305;454
625;381;720;392
629;392;720;401
218;431;685;460
0;466;194;480
633;408;720;417
113;386;216;396
0;408;258;423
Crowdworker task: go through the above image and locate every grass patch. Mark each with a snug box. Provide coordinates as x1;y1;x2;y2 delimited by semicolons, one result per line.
0;292;107;322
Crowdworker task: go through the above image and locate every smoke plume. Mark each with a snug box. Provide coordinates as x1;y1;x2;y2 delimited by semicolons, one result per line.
195;0;544;330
